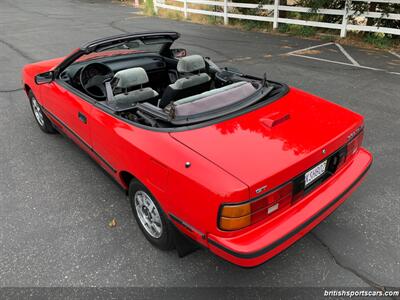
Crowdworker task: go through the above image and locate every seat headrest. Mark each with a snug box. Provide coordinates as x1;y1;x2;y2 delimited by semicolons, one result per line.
177;55;205;73
114;67;149;89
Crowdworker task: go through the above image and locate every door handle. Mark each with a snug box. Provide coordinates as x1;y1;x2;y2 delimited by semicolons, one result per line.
78;112;87;124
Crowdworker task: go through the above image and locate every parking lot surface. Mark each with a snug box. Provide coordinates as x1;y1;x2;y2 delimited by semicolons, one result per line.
0;0;399;290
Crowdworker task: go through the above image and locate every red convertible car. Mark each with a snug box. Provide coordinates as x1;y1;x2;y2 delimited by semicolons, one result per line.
22;32;372;267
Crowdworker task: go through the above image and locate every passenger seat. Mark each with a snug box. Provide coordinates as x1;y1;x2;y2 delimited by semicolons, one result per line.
158;55;211;108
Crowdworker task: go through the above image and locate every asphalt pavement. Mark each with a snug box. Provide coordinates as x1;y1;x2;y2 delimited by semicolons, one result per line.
0;0;399;291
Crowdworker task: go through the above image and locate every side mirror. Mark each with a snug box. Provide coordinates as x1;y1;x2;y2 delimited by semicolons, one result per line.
35;71;54;85
171;48;187;59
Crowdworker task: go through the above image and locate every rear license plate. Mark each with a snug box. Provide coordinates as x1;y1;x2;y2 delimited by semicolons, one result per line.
305;160;327;187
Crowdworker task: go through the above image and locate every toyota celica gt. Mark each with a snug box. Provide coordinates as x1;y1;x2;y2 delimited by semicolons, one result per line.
22;32;372;267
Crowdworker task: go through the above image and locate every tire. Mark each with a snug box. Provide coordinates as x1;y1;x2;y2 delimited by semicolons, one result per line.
28;90;57;134
129;179;174;250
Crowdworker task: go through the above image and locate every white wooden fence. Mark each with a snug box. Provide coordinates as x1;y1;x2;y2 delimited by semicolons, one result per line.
153;0;400;37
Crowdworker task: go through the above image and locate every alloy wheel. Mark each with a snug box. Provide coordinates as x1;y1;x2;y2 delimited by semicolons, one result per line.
31;96;45;126
134;190;163;238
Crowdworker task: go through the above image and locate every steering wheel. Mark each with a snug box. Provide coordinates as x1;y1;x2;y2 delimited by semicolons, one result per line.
79;62;113;100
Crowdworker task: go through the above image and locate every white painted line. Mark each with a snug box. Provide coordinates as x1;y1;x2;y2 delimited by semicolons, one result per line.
126;15;148;19
285;42;334;55
289;53;394;73
335;43;360;66
286;42;400;76
389;51;400;59
284;42;400;75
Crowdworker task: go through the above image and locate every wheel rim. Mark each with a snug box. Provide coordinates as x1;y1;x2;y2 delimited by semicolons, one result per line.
134;190;163;239
32;97;45;126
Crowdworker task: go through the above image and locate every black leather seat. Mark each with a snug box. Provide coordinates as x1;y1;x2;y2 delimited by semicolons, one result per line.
158;55;211;108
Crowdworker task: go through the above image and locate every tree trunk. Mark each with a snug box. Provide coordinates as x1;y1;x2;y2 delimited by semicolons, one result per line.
367;2;377;26
279;0;288;18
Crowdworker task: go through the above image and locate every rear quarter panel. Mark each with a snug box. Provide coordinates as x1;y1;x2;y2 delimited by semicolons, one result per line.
89;107;249;241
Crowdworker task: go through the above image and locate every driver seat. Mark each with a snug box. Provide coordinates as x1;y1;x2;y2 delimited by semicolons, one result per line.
107;67;158;105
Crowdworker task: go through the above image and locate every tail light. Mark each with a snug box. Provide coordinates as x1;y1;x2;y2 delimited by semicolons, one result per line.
218;182;293;231
346;129;364;161
328;126;364;173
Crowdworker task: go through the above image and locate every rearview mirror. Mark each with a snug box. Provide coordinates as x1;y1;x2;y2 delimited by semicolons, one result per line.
35;71;54;85
171;48;187;59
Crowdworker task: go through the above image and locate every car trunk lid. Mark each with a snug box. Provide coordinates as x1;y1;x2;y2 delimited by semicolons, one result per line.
170;87;363;199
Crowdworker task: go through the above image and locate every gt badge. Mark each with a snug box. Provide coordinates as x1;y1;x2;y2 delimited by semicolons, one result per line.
256;185;267;194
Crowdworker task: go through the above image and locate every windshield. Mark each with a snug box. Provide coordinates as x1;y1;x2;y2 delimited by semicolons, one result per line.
76;37;173;63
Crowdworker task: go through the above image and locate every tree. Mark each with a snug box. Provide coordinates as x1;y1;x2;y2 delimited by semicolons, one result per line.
295;0;399;34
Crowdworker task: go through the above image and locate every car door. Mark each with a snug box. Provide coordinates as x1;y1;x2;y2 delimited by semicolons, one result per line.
41;81;93;150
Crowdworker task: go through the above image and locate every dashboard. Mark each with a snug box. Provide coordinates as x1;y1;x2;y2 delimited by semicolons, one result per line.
60;53;168;88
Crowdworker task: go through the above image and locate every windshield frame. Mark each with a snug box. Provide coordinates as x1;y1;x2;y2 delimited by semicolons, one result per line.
53;32;180;76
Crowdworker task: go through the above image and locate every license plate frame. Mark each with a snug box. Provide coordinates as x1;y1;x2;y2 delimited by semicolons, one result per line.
304;160;327;187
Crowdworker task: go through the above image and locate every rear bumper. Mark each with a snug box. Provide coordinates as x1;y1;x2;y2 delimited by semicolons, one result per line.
207;148;373;267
